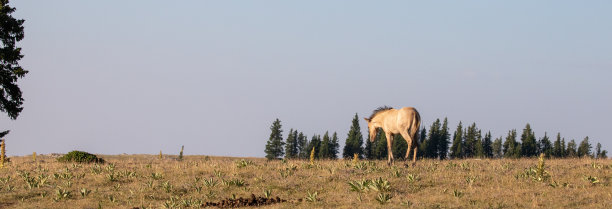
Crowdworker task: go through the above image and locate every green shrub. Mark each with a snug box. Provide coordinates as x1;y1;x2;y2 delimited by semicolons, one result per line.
57;151;105;164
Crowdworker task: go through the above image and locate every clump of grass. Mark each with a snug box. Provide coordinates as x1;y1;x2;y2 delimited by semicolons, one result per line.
213;170;224;178
453;189;463;198
460;162;470;170
279;166;296;178
80;188;91;197
21;171;39;189
390;167;402;178
583;176;600;185
106;163;115;172
222;178;245;187
348;177;391;193
106;172;118;182
369;177;391;192
90;164;102;174
591;162;603;169
549;180;569;188
54;188;71;201
446;162;458;169
406;173;419;183
263;189;272;198
235;159;254;168
348;179;370;193
354;161;367;170
0;176;11;184
107;194;117;202
203;178;218;188
162;181;173;193
57;151;105;164
516;154;550;182
376;193;392;204
465;176;476;186
205;191;216;199
151;172;164;180
306;191;318;202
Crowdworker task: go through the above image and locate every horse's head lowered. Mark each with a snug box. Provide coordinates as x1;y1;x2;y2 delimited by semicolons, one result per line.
364;117;378;143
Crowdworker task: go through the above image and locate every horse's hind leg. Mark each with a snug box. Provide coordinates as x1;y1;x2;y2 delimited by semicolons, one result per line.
400;130;413;160
412;146;418;166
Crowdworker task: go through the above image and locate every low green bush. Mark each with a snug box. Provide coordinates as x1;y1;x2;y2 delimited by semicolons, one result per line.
57;151;105;164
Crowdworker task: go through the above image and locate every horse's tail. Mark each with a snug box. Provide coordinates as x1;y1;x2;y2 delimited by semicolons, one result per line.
410;110;421;146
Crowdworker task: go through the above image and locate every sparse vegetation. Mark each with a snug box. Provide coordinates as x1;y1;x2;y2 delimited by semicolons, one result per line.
0;155;610;208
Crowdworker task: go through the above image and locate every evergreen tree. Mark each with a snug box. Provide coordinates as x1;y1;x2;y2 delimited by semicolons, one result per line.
577;136;592;158
539;132;553;157
561;138;567;157
552;133;562;158
503;129;520;158
438;118;451;159
595;142;602;159
392;134;408;160
520;124;537;157
450;122;463;159
264;119;284;160
319;131;331;159
566;139;577;157
364;136;374;160
417;127;427;159
492;136;503;158
475;130;485;158
373;129;388;159
419;127;427;144
0;0;28;120
482;131;493;158
330;132;340;159
463;123;479;158
419;133;430;159
284;129;298;159
599;150;608;159
297;132;308;159
343;113;364;159
425;119;441;158
307;135;321;159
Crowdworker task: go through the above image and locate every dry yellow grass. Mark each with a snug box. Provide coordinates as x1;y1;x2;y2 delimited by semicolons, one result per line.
0;154;611;208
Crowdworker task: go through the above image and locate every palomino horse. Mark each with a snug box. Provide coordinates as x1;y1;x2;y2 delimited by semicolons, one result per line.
364;106;421;165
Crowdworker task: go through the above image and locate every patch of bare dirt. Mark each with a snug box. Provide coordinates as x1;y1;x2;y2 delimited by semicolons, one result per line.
203;194;287;208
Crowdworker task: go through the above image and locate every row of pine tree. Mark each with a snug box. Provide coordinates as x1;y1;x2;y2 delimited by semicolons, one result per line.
265;114;608;160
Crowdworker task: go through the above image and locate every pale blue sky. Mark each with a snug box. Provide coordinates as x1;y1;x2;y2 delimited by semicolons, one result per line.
2;1;611;156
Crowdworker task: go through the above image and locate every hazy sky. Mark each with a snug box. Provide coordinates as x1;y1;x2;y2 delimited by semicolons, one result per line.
2;1;611;157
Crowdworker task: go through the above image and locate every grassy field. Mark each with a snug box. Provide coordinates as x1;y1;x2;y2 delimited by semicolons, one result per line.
0;154;611;208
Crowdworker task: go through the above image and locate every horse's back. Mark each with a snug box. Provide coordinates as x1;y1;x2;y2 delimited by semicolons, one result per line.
398;107;418;116
395;107;419;127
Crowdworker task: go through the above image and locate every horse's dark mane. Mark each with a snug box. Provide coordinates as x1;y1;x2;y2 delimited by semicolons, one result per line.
368;106;394;120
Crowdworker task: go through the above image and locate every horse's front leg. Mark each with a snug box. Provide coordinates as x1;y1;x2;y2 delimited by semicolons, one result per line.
386;133;394;165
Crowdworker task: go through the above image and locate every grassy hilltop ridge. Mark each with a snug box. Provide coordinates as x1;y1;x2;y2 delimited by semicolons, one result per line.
0;155;611;208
